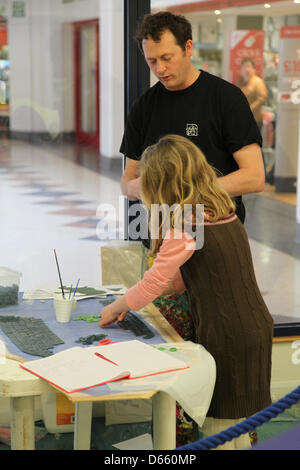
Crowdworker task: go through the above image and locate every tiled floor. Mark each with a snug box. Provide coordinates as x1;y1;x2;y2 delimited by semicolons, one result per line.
0;139;124;291
1;138;300;322
243;192;300;322
1;138;300;450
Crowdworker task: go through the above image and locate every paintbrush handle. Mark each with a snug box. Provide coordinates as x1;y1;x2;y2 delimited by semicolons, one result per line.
54;249;65;298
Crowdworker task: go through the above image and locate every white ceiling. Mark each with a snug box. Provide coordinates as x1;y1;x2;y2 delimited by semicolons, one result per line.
152;0;206;8
198;1;300;17
152;1;300;17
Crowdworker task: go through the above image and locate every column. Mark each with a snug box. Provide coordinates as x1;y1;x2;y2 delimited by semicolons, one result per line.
274;26;300;193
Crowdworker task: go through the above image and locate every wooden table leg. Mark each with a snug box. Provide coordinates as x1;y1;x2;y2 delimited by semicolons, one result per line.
73;402;93;450
10;396;35;450
152;391;176;450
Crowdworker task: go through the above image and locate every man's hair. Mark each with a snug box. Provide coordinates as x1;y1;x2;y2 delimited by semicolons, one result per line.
135;11;192;52
241;57;256;68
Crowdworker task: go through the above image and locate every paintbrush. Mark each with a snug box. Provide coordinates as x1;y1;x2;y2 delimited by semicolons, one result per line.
53;249;65;299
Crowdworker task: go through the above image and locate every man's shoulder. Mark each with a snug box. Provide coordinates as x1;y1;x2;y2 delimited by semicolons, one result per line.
132;82;163;108
203;71;242;95
201;72;253;116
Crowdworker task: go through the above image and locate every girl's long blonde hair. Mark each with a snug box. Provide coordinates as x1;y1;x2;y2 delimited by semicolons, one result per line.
140;134;236;254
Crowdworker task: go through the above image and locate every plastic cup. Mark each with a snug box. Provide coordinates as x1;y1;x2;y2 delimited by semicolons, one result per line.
54;293;77;323
0;267;22;308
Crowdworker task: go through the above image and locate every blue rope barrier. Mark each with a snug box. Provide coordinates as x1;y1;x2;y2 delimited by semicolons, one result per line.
177;385;300;450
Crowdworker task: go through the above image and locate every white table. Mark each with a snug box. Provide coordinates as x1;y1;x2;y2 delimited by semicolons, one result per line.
0;304;215;450
0;357;179;450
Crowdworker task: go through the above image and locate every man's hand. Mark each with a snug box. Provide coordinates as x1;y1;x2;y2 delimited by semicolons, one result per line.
127;176;141;200
121;157;141;200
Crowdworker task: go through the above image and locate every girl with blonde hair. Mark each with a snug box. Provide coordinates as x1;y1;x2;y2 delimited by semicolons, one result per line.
99;134;273;449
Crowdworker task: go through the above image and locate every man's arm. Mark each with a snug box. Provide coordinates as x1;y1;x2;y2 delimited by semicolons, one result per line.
218;143;265;197
121;157;141;201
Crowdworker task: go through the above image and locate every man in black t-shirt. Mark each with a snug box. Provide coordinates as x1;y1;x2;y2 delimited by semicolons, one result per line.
119;12;265;443
120;11;265;225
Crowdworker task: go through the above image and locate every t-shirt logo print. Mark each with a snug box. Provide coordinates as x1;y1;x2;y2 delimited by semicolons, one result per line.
186;124;198;137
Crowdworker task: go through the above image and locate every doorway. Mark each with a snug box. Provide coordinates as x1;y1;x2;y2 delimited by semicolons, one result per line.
74;19;99;148
0;17;9;138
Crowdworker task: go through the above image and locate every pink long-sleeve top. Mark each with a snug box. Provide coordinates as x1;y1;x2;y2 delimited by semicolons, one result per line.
125;213;237;312
125;230;196;312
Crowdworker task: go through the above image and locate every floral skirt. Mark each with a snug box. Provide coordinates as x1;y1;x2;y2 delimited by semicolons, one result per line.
152;293;194;342
143;250;197;446
153;292;198;446
143;248;258;447
143;250;194;342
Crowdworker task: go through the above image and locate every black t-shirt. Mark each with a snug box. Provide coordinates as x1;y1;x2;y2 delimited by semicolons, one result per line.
120;70;262;224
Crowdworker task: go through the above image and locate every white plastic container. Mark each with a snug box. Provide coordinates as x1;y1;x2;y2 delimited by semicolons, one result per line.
41;394;105;434
0;267;22;308
41;393;75;434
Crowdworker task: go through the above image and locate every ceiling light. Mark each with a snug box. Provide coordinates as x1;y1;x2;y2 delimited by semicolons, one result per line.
264;3;271;7
293;0;300;4
214;10;221;15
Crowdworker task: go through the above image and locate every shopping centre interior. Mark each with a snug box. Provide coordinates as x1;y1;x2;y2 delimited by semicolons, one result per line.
0;0;300;451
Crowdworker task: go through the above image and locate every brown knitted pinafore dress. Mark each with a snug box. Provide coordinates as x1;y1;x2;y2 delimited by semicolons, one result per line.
180;215;274;419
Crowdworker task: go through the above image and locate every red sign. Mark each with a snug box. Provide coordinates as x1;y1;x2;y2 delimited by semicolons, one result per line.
0;24;7;49
281;26;300;39
283;60;300;73
229;30;265;85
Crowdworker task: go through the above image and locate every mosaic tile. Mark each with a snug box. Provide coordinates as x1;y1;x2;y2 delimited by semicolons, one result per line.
22;190;78;198
63;218;100;228
11;181;55;188
34;199;93;206
5;175;47;182
48;207;97;217
5;171;39;176
0;164;29;170
80;232;121;242
79;235;105;241
23;182;54;188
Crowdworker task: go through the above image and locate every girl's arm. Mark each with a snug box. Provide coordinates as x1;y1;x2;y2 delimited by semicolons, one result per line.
99;231;196;327
98;282;174;327
161;280;176;296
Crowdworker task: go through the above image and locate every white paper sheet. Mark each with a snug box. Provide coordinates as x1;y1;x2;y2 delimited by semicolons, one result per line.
112;433;153;450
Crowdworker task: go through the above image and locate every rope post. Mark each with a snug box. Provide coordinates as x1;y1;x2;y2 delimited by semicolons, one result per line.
176;385;300;451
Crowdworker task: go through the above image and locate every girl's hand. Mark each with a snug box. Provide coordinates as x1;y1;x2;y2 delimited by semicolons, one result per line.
99;306;127;327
